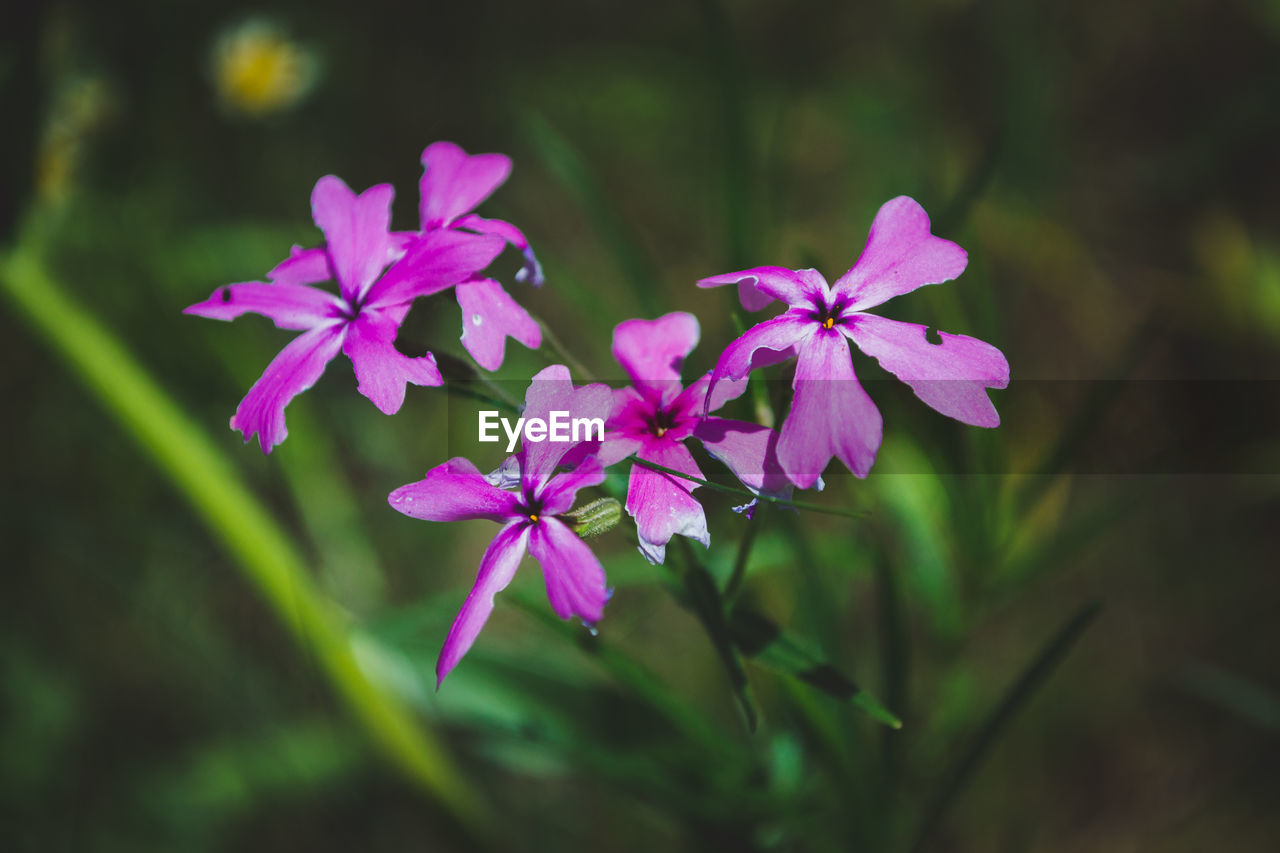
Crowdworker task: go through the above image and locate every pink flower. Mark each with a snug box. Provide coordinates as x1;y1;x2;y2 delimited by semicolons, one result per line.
599;312;791;564
398;141;544;371
388;365;614;685
700;196;1010;487
186;176;504;453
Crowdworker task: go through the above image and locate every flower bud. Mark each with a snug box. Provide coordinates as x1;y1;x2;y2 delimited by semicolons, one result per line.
564;497;623;539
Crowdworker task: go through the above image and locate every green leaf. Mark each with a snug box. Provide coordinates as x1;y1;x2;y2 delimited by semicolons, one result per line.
0;231;491;836
728;605;902;729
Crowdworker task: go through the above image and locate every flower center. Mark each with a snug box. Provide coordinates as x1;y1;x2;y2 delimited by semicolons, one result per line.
648;407;676;439
519;496;545;525
339;294;365;321
813;300;847;330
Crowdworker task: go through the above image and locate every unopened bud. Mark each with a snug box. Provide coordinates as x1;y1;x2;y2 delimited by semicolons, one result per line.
564;497;623;538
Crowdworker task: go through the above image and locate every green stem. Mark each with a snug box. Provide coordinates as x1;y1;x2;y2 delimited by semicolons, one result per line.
443;380;520;416
0;238;492;839
535;316;596;383
628;456;868;520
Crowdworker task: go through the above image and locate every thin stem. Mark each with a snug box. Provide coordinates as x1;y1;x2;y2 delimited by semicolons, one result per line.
628;456;868;521
431;349;522;413
535;315;596;382
442;381;520;416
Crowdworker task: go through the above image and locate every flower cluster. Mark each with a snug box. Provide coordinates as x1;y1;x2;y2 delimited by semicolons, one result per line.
188;144;1008;681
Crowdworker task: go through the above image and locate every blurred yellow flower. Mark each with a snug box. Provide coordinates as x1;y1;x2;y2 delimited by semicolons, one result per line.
212;19;317;116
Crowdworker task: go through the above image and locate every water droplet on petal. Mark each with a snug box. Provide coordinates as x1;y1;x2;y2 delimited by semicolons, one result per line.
472;313;483;326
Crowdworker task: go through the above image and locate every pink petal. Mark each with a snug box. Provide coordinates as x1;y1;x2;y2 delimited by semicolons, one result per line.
184;281;341;330
832;196;968;312
388;457;522;522
612;312;699;401
626;440;709;565
365;230;506;309
230;324;345;453
698;266;828;311
598;433;645;467
456;278;542;372
739;280;775;312
537;457;607;516
341;309;442;415
268;246;331;287
310;177;395;304
843;313;1009;427
436;522;529;685
419;141;512;229
675;370;749;416
705;312;812;412
528;517;609;623
778;331;883;485
693;417;792;496
520;365;613;491
605;386;654;437
453;213;544;286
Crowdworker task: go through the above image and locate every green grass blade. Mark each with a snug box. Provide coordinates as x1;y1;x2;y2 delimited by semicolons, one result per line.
697;0;754;269
909;601;1101;853
0;240;491;836
519;112;661;316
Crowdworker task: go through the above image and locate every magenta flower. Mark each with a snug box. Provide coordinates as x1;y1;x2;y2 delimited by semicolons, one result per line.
599;312;791;564
186;176;505;453
700;196;1010;487
401;141;544;371
388;365;614;684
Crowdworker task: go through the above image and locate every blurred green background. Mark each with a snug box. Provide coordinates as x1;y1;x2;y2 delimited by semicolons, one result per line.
3;1;1279;850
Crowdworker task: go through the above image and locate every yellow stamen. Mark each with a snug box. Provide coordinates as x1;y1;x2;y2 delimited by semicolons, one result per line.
823;317;835;330
528;513;540;523
655;427;667;438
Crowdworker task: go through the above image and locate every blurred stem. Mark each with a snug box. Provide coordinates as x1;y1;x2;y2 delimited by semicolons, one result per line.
444;381;520;416
909;601;1101;853
698;0;753;269
0;229;493;839
1014;318;1160;514
520;112;661;317
629;456;868;520
873;532;909;802
775;508;839;655
535;315;597;382
933;132;1004;236
433;349;522;414
670;539;758;731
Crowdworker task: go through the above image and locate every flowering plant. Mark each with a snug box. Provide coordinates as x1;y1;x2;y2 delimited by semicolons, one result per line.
186;141;1007;708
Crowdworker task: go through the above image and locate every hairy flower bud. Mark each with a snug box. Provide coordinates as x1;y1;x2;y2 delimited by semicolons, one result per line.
564;497;623;539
